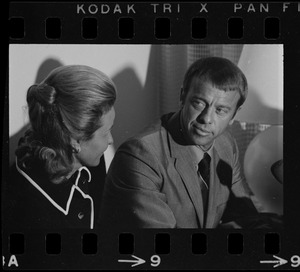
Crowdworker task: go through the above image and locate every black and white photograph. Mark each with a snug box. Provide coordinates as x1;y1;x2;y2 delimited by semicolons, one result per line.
5;44;284;231
4;1;300;270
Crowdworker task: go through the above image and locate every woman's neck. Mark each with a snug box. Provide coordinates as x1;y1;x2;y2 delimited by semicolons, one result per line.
66;161;83;179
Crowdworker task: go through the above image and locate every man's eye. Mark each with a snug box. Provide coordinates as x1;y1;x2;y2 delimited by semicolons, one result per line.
216;108;229;115
192;100;205;109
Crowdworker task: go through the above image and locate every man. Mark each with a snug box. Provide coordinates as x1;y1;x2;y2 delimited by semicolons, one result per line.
99;57;276;229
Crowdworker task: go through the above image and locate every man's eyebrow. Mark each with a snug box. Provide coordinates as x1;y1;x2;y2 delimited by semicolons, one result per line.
192;96;203;100
191;95;206;101
190;95;233;109
217;105;231;109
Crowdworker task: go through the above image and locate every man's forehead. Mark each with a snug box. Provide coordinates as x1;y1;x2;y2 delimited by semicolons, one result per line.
189;78;239;93
189;79;241;105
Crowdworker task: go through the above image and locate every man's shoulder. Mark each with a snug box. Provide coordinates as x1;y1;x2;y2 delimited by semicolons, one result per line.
120;127;165;158
122;115;171;148
114;114;176;163
137;119;165;141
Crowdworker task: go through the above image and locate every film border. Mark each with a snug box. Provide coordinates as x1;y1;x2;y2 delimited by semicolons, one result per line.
5;1;300;270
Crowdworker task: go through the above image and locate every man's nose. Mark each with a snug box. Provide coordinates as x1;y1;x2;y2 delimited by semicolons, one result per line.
197;107;213;124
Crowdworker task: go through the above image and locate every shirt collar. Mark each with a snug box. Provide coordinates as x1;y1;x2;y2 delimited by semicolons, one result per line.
190;142;214;165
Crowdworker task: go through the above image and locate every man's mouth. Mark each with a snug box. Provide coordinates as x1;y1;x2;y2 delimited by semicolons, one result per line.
193;125;211;136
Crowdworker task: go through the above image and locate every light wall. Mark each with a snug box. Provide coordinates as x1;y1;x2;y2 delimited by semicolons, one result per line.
9;44;151;136
9;44;153;168
236;44;283;125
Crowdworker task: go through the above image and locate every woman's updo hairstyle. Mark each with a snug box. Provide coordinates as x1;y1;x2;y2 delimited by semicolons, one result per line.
16;65;116;184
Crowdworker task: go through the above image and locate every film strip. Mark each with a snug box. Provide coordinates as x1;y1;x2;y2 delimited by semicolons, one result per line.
4;1;300;270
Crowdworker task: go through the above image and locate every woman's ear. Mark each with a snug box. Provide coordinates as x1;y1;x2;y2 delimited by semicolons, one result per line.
71;138;81;154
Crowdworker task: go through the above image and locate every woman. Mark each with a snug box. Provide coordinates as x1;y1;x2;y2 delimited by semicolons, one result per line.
4;65;116;229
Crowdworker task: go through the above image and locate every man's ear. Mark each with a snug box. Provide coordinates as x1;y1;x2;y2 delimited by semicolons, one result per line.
229;106;242;125
180;87;185;106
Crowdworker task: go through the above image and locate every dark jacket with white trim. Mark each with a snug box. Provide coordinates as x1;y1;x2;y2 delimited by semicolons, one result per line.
3;156;106;230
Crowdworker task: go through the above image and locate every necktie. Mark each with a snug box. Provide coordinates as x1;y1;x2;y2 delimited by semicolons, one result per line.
198;152;211;219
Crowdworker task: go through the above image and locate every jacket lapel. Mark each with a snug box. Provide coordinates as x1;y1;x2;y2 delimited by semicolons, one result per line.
174;150;205;227
164;112;205;227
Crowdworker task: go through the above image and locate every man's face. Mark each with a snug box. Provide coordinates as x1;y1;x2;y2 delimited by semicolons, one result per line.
181;80;240;150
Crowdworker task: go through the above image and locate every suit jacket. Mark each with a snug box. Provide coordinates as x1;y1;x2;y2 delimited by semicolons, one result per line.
99;111;260;228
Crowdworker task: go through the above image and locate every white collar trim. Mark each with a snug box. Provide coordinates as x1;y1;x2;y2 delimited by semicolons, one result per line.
15;159;94;229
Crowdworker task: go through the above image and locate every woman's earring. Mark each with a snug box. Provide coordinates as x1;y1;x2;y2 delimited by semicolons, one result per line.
72;147;80;154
